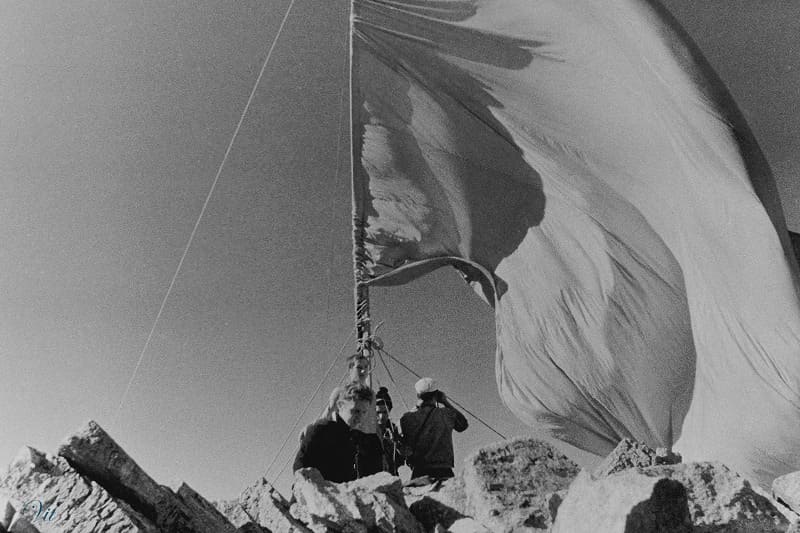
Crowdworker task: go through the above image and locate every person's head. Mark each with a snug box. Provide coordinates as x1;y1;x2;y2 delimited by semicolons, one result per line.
414;377;439;404
335;382;374;428
376;401;390;427
376;386;392;426
418;391;439;404
347;353;370;383
376;386;393;410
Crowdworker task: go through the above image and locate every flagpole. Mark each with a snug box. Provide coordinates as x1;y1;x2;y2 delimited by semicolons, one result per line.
348;0;373;388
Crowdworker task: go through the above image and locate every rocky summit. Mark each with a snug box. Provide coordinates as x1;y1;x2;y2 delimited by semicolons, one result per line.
1;422;799;532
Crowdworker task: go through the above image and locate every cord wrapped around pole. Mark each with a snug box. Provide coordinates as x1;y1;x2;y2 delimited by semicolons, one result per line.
349;0;373;380
352;215;372;361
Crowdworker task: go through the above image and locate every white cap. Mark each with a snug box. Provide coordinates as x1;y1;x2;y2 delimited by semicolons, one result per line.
415;377;438;396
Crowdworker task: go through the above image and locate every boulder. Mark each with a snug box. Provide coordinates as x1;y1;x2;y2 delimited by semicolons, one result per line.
405;479;461;506
1;493;17;529
214;499;253;528
240;477;311;533
409;495;467;532
0;445;156;532
552;461;788;533
405;477;471;532
0;495;39;533
176;483;239;532
461;437;580;532
57;420;234;533
290;469;423;533
215;477;310;533
404;477;466;511
774;471;800;515
7;513;39;533
754;483;800;526
593;439;680;478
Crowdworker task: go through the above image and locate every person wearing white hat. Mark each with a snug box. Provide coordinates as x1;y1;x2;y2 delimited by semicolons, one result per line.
400;377;468;480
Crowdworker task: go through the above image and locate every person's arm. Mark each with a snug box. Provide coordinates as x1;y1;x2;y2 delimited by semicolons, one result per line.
293;424;318;472
398;414;413;458
391;423;406;467
438;391;468;432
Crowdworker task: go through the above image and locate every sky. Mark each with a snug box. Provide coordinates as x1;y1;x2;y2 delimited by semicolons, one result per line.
1;0;799;502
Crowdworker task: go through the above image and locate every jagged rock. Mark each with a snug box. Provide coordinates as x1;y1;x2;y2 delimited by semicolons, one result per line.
58;420;234;533
2;421;246;532
594;439;681;478
461;437;580;532
214;499;253;528
290;469;423;533
10;420;791;533
0;495;42;533
552;461;788;532
176;483;238;532
215;477;311;533
406;478;470;532
754;483;800;527
405;438;579;532
774;471;800;514
239;477;311;533
7;513;39;533
404;477;466;512
0;445;156;532
1;493;16;529
409;495;465;532
212;500;269;533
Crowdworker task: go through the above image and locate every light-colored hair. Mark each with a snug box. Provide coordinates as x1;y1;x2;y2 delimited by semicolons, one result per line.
336;382;374;403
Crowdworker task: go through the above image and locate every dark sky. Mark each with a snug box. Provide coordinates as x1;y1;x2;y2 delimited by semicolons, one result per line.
1;0;798;500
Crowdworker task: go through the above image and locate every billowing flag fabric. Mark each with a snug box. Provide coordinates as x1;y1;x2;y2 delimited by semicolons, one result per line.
350;0;800;485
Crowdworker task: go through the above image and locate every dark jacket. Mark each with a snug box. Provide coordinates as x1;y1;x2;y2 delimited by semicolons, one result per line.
378;421;405;475
293;416;383;482
400;404;468;470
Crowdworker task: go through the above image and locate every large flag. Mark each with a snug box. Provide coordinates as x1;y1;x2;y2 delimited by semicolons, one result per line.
350;0;800;485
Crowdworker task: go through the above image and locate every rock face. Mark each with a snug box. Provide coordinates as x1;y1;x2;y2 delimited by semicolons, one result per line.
406;477;472;531
240;477;312;532
175;483;238;532
774;471;800;515
57;420;235;533
2;424;797;533
215;477;312;533
461;438;580;532
7;512;40;533
553;459;789;532
402;437;580;532
1;419;423;533
593;439;680;478
291;468;424;533
58;421;235;533
0;421;239;532
0;445;156;532
214;499;254;529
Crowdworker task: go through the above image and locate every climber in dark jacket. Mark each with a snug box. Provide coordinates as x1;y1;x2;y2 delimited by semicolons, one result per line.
376;386;405;475
293;382;382;482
